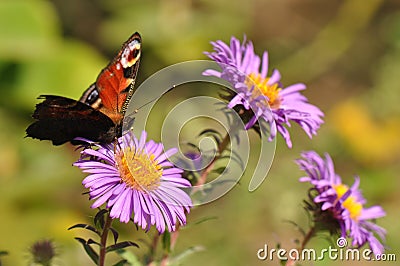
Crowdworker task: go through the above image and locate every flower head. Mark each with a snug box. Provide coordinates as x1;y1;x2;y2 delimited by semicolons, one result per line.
74;131;192;233
29;239;56;266
297;151;386;255
204;36;324;148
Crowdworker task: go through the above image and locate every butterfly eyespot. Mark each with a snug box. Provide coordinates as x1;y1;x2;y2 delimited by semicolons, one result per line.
121;39;141;68
86;89;99;105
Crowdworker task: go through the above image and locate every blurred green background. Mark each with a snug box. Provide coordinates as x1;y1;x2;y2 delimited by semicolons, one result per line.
0;0;399;265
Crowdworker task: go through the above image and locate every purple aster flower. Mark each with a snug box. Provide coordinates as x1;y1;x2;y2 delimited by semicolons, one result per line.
73;131;192;234
203;36;324;148
296;151;386;255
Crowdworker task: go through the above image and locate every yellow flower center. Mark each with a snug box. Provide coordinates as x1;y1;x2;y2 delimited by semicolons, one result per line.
246;73;281;109
333;184;363;220
115;147;163;192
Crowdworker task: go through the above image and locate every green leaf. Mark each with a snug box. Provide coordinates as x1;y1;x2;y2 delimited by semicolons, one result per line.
219;154;243;169
115;249;143;266
212;166;226;175
94;209;108;229
182;216;218;230
183;142;200;150
199;129;219;136
87;238;100;246
74;237;99;265
68;223;100;236
283;220;306;237
193;216;218;225
106;241;139;253
112;259;128;266
110;227;119;244
198;129;222;145
199;128;222;140
228;149;246;169
169;246;205;265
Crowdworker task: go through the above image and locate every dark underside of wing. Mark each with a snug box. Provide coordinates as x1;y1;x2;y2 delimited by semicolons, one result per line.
26;95;118;145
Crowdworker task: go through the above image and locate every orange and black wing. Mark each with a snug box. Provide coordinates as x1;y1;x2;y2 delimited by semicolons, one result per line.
26;32;142;145
80;32;141;126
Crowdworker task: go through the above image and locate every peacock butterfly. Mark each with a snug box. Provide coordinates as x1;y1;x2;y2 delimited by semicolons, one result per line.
26;32;141;145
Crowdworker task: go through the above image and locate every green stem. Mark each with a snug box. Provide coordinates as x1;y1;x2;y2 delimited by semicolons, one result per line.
99;213;113;266
155;224;181;266
285;226;316;266
147;233;160;265
196;133;231;188
146;133;231;265
300;226;315;251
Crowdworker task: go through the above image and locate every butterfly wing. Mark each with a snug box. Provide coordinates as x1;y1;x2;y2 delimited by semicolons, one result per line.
80;32;142;126
26;32;142;145
26;95;117;145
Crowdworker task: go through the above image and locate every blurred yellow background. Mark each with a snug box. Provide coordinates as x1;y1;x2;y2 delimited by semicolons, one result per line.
0;0;399;265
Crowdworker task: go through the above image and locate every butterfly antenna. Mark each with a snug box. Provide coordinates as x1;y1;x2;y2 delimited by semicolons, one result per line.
132;85;176;114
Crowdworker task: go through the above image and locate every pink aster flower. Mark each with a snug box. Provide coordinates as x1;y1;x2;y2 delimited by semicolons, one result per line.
297;151;386;255
73;131;192;233
203;36;324;148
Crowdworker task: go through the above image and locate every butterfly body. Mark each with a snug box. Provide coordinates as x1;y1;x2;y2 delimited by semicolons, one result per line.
26;32;141;145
